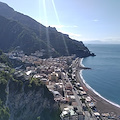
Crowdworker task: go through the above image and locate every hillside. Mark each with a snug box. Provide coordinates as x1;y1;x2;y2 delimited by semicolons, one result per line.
0;53;61;120
0;70;61;120
0;15;57;57
0;2;94;58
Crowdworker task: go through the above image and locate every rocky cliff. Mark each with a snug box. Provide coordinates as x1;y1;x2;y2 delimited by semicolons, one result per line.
0;62;60;120
7;79;60;120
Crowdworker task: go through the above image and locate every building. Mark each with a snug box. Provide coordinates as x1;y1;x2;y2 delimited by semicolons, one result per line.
49;72;59;82
60;107;85;120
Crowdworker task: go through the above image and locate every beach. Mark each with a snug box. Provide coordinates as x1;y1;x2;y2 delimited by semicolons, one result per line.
77;58;120;118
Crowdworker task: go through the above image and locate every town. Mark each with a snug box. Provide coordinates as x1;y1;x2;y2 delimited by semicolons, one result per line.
6;50;117;120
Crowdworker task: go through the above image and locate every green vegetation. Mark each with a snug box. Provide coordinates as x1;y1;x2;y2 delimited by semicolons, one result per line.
0;70;11;120
0;68;61;120
0;100;9;120
0;50;11;66
0;71;12;102
0;48;61;120
29;77;42;86
25;77;54;100
24;77;42;93
0;49;23;68
37;116;41;120
0;2;92;58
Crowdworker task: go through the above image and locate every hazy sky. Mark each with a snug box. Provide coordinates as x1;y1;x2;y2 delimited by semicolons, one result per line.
0;0;120;43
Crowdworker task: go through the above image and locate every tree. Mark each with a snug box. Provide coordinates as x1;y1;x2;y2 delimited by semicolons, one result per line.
0;100;10;120
37;116;40;120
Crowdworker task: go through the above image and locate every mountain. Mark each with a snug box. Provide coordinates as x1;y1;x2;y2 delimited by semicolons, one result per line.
0;2;93;58
0;2;44;30
0;15;55;57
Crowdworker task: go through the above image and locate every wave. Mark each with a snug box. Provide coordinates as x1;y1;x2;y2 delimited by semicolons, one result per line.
80;59;120;109
80;58;85;67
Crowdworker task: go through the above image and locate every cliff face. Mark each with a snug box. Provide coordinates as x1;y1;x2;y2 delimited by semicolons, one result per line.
0;64;60;120
0;52;60;120
6;79;60;120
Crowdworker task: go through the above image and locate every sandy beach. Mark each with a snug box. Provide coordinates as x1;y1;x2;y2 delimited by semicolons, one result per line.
76;58;120;118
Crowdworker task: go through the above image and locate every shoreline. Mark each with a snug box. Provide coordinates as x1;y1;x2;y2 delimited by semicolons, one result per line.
77;58;120;117
80;69;120;109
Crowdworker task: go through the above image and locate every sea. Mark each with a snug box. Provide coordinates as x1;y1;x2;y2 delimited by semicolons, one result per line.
81;44;120;108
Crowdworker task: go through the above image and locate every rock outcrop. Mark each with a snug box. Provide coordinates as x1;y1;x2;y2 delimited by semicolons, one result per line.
7;79;60;120
0;63;60;120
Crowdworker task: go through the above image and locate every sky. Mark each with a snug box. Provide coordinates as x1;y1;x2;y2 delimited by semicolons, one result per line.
0;0;120;44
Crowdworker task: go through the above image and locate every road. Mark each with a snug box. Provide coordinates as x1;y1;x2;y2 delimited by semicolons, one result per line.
70;58;97;120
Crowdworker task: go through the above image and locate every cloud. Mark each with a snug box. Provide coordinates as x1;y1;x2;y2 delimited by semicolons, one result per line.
68;33;82;37
47;24;83;41
63;31;82;40
68;32;82;37
50;25;78;28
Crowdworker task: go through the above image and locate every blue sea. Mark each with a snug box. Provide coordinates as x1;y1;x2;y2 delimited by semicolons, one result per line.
81;44;120;107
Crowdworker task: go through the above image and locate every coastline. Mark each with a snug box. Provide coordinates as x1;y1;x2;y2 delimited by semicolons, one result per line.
77;58;120;117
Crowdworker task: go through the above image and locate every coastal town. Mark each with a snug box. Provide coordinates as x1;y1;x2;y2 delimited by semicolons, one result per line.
7;50;120;120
